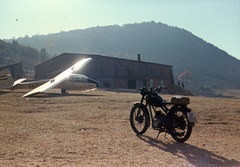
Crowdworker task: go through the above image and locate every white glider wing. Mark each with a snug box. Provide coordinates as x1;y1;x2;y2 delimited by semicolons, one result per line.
22;57;92;97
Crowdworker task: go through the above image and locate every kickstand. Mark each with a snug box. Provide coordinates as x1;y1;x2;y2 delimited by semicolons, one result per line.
164;132;167;138
156;131;161;139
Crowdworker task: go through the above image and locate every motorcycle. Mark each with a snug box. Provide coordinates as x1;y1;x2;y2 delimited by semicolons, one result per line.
130;86;196;142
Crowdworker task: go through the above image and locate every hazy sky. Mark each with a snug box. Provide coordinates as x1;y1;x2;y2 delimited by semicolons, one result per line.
0;0;240;60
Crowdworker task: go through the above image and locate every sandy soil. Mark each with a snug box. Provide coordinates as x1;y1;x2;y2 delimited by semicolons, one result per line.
0;89;239;167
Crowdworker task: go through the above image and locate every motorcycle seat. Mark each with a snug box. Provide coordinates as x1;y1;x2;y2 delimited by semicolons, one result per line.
171;96;190;105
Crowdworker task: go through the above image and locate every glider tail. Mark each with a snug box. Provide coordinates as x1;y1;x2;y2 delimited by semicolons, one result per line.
0;69;14;90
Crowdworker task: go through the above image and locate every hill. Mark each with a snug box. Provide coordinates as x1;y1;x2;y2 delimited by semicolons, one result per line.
6;22;240;90
0;40;50;70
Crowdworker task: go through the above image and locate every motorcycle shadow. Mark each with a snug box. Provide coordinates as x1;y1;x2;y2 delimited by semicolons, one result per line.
136;135;239;167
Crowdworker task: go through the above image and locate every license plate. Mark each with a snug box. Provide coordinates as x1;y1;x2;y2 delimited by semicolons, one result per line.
187;112;196;123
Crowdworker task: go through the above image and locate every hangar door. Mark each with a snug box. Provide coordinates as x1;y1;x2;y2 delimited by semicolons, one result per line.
128;80;147;89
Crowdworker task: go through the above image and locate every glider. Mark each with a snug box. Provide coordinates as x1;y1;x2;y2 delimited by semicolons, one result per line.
0;57;99;97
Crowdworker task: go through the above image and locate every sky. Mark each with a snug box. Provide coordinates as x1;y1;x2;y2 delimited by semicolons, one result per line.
0;0;240;60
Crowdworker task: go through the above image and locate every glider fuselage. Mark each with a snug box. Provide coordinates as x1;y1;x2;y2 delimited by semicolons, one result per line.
12;74;99;91
1;58;97;97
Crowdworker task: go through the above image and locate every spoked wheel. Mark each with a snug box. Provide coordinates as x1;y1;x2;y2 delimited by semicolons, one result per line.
171;108;192;142
130;104;150;135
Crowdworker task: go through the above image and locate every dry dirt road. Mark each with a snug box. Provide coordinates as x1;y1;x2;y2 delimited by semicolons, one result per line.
0;89;239;167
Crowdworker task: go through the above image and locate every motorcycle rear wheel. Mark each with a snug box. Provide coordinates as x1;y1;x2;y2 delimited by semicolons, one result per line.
130;104;150;135
171;107;192;143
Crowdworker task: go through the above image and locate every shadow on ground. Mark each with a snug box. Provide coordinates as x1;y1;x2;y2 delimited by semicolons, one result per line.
137;135;239;167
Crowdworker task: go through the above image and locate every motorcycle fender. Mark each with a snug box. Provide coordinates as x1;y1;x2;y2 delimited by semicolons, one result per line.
132;102;150;127
170;105;196;127
132;102;148;111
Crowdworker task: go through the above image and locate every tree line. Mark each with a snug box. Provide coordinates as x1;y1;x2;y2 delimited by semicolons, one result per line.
0;40;50;70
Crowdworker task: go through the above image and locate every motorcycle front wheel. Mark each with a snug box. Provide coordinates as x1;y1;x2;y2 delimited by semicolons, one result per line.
130;104;150;135
170;107;192;143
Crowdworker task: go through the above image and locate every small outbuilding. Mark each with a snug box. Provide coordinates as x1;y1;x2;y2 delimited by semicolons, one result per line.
35;53;174;89
0;63;24;79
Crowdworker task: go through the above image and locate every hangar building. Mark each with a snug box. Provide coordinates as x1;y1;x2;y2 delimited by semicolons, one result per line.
35;53;174;89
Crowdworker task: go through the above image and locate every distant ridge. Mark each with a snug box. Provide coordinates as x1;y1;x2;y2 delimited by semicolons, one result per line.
6;21;240;89
0;39;49;70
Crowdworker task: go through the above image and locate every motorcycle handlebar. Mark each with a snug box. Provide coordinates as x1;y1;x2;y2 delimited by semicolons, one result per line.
154;86;167;92
139;86;167;94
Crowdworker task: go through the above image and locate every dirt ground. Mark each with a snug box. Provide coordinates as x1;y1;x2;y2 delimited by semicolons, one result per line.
0;89;239;167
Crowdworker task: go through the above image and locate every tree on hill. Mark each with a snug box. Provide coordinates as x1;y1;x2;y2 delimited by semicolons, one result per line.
0;40;51;70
